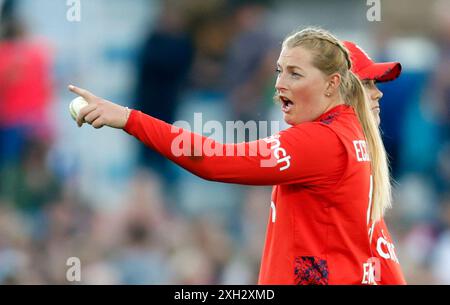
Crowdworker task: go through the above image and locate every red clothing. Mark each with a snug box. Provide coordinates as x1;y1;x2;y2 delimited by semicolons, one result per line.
124;104;375;284
0;39;52;128
370;219;407;284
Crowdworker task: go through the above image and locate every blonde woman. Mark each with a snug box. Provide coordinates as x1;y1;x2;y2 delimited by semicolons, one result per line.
68;28;391;285
344;40;406;284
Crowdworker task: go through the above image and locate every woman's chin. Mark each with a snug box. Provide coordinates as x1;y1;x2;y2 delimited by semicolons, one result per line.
283;113;297;126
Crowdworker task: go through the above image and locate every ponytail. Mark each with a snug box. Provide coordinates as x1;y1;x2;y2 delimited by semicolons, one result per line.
346;72;392;222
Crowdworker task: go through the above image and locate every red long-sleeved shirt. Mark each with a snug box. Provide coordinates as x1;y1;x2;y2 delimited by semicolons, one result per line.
124;104;381;284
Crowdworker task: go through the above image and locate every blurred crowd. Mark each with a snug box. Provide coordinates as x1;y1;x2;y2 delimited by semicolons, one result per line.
0;0;449;284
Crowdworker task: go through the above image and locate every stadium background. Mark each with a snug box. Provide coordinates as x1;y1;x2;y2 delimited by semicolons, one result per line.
0;0;449;284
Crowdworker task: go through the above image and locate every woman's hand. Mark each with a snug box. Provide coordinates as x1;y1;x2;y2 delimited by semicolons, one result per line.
68;85;130;129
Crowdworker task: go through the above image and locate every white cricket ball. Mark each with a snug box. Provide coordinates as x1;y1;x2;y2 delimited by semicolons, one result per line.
69;96;89;121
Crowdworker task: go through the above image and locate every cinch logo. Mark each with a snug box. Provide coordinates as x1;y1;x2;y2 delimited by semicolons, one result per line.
376;230;400;264
262;135;291;171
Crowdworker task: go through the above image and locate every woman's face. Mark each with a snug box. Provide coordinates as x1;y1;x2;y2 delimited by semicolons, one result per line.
275;46;334;126
361;80;383;126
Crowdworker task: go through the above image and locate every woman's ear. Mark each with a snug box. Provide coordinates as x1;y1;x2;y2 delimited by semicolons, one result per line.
325;73;341;96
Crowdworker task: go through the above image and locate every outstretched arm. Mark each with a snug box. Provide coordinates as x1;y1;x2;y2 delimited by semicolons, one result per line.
68;85;345;186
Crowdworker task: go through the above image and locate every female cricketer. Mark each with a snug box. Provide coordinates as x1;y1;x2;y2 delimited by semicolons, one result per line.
68;28;392;285
344;40;406;285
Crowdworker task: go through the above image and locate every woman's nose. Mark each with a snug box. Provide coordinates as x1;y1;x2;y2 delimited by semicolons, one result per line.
275;75;287;92
372;86;383;100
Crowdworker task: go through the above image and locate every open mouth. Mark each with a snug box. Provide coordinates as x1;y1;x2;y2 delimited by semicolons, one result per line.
280;96;294;113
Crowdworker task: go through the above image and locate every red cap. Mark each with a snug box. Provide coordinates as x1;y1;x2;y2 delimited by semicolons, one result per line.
343;41;402;83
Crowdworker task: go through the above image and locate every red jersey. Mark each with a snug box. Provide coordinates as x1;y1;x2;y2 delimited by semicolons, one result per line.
124;104;375;285
370;219;407;284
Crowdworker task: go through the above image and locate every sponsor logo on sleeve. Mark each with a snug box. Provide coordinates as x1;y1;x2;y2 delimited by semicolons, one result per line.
261;135;291;171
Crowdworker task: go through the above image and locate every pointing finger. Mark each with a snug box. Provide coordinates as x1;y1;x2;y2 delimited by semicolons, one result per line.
68;85;96;102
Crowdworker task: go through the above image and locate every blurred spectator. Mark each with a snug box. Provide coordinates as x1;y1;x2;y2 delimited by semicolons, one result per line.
111;170;173;284
0;138;61;213
431;195;450;284
0;0;53;169
428;0;450;198
187;0;232;93
113;221;172;284
223;0;278;123
429;0;450;129
133;0;194;185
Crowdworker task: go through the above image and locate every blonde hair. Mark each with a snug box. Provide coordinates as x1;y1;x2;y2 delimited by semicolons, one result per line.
283;27;391;222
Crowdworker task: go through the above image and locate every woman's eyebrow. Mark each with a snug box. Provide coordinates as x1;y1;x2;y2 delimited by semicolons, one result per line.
286;65;304;71
277;63;304;71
